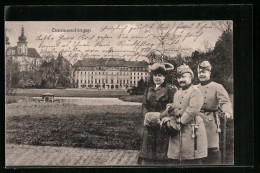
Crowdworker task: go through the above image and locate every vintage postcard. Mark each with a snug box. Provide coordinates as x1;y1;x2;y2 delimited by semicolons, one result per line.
5;20;234;166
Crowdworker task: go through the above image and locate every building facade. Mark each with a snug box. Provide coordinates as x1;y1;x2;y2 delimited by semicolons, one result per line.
5;27;42;71
73;58;149;89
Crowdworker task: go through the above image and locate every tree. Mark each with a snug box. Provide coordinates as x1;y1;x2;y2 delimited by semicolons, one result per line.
209;29;233;93
39;53;73;88
212;30;233;80
145;22;178;63
6;58;20;89
17;71;42;88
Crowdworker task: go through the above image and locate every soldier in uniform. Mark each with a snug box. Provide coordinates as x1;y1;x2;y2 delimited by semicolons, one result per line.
138;63;177;165
197;61;233;165
161;64;208;165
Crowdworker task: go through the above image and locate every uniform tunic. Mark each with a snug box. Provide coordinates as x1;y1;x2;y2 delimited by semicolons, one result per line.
139;83;176;161
197;81;233;148
167;85;208;160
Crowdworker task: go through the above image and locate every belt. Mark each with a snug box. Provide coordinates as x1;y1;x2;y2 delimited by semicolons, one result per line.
208;147;220;152
200;109;218;113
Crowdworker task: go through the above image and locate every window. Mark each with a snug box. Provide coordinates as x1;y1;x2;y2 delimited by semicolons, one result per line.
111;79;113;83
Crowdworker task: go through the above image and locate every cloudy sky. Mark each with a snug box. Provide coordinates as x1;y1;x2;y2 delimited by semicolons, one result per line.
5;21;232;64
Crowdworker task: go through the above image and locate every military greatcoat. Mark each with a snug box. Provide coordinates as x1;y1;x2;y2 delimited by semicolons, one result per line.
197;81;233;148
167;85;208;160
139;83;176;161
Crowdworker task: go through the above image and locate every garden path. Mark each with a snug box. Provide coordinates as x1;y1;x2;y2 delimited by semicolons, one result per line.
6;144;139;166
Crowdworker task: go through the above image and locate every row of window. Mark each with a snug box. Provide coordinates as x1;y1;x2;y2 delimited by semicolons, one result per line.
77;71;149;76
77;76;147;80
79;67;146;71
77;77;147;84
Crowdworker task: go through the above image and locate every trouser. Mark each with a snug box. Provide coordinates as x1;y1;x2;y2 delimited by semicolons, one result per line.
202;148;221;165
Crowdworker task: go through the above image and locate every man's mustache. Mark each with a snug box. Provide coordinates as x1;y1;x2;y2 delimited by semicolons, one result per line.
179;81;186;84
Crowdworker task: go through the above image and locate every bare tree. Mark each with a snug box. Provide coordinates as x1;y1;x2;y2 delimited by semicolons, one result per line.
211;21;232;33
145;21;177;63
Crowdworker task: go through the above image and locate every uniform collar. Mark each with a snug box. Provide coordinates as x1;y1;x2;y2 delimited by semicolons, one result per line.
200;80;211;86
181;83;192;90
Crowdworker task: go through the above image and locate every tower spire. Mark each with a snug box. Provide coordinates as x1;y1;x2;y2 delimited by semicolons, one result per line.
18;26;27;42
21;25;24;36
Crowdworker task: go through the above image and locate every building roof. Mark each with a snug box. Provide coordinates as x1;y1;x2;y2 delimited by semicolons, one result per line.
73;58;148;68
27;48;41;58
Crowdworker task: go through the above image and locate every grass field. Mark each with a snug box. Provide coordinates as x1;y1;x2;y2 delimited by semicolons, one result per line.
6;103;143;150
5;102;234;164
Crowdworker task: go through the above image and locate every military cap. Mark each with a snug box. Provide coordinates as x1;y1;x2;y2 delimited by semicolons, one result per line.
198;61;212;72
176;64;194;78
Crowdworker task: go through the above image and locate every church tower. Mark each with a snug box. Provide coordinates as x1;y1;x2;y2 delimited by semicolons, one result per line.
17;26;28;55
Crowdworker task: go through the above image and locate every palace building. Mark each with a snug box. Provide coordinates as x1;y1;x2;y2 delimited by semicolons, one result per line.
73;58;149;89
5;27;42;71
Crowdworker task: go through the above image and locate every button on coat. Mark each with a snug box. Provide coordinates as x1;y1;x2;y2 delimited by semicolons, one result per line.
197;82;233;148
167;85;208;160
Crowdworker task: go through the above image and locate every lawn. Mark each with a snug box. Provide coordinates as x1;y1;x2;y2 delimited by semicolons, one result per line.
5;102;234;164
6;103;143;150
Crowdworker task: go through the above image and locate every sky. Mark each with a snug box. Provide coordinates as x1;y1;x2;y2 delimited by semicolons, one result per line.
5;21;232;64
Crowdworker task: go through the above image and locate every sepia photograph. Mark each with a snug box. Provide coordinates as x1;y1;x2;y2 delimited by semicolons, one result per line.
5;20;234;166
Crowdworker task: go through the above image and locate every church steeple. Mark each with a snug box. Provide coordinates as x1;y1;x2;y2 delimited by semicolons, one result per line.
18;26;27;43
17;26;28;55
